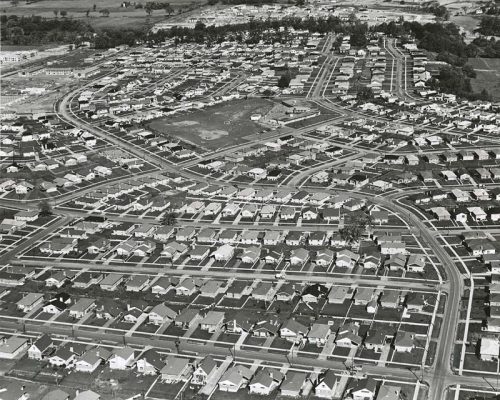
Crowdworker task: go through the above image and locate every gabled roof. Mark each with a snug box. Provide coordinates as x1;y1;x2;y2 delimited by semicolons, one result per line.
197;355;217;375
140;349;164;370
32;334;53;352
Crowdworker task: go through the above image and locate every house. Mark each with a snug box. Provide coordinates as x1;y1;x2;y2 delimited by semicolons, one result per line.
74;391;100;400
126;275;150;292
264;249;283;265
394;331;415;352
290;248;309;266
176;278;198;296
27;334;53;360
354;287;375;306
99;274;124;291
364;329;393;353
219;230;239;244
252;281;275;301
41;390;69;400
109;347;135;370
154;226;175;242
75;348;110;373
151;276;178;295
149;303;177;325
263;231;282;246
307;323;331;347
315;370;338;399
239;246;261;264
241;204;259;219
308;231;326;246
346;378;377;400
17;293;44;313
380;290;400;309
480;337;500;361
212;244;235;261
94;298;125;320
335;322;362;348
376;385;402;400
174;308;200;329
218;365;253;392
275;283;298;302
197;228;217;244
161;356;191;383
302;284;328;303
285;231;304;246
226;280;252;300
162;241;188;261
336;249;360;268
48;344;77;367
380;242;406;255
328;286;350;304
280;319;308;343
248;368;284;395
199;280;226;298
252;319;281;337
68;298;95;319
240;230;260;245
136;349;164;375
176;227;196;241
407;254;426;273
322;208;341;222
192;356;218;386
260;204;276;219
200;311;225;333
316;249;334;266
42;293;71;314
280;372;308;398
1;382;30;400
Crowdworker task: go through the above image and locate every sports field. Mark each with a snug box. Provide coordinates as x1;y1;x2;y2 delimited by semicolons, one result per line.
148;98;274;151
468;58;500;101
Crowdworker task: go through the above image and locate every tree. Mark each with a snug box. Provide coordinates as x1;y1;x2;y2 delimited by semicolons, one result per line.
60;10;67;17
100;8;110;17
10;0;19;5
356;86;374;101
53;10;58;17
277;70;292;88
340;211;372;243
145;4;153;16
162;212;177;226
164;3;174;15
93;4;97;11
39;200;53;217
86;9;90;17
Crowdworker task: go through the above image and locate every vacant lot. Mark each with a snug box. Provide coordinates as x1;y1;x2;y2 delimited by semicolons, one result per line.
148;98;274;151
468;58;500;101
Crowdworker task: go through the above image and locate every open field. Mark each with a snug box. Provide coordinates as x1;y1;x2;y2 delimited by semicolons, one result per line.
148;98;274;151
467;58;500;101
0;0;205;29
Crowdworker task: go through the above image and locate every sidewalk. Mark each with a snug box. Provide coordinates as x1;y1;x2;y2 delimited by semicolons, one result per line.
199;356;233;395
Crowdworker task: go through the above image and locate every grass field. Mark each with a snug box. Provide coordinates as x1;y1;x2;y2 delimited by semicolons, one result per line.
467;58;500;101
148;98;275;151
0;0;205;29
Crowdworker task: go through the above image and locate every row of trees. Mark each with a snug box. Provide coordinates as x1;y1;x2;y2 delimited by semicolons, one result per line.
478;16;500;36
0;14;93;45
149;16;370;44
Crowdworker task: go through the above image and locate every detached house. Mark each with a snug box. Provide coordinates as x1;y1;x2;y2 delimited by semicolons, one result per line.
249;369;284;395
315;370;338;399
192;356;218;386
219;365;253;392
